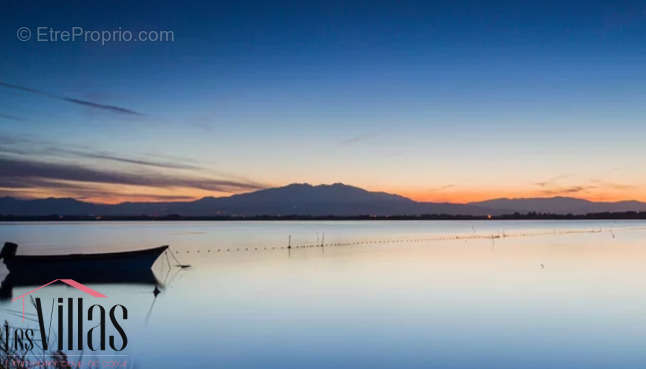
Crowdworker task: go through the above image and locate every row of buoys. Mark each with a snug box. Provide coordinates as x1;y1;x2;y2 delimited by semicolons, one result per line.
173;226;624;255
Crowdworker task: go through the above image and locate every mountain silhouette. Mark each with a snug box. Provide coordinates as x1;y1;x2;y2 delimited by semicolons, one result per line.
470;197;646;214
1;183;646;217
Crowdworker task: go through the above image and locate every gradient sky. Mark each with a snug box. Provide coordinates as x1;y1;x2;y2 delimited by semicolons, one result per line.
1;0;646;203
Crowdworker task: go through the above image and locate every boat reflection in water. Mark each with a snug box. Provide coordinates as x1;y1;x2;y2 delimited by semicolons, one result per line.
0;242;170;300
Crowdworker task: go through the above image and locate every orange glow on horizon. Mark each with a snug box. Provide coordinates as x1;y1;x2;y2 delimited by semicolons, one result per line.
4;181;646;204
397;188;646;203
78;187;646;205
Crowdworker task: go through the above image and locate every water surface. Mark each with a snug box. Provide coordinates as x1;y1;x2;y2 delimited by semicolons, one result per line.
1;220;646;368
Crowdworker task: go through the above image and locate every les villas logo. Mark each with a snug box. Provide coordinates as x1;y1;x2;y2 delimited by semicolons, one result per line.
3;279;128;354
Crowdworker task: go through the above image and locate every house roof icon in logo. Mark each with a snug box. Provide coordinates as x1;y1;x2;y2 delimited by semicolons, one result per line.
13;279;107;320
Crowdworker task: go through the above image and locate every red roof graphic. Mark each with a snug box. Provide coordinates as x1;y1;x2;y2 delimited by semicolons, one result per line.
13;279;107;320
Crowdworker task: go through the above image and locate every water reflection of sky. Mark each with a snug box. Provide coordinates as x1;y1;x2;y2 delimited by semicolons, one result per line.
2;220;646;368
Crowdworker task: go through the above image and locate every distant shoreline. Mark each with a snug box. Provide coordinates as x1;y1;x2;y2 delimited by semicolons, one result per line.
2;212;646;221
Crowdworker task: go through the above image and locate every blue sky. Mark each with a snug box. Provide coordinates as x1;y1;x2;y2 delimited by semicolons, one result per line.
1;0;646;202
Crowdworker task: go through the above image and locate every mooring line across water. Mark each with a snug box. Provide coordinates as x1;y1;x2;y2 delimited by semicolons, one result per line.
171;225;646;255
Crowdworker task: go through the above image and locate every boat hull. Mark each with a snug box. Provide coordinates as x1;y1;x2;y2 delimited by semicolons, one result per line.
3;245;168;277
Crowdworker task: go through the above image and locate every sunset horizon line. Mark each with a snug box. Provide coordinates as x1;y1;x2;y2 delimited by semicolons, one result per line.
4;182;646;206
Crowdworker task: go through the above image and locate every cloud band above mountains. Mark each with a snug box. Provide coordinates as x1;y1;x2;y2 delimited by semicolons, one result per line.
0;81;143;116
0;157;264;193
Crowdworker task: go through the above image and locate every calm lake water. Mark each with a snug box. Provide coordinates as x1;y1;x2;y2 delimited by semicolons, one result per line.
2;220;646;368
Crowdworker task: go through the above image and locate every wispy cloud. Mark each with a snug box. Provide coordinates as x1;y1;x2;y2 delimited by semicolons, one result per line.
47;148;202;170
534;174;571;187
339;133;377;146
61;97;142;115
539;185;595;196
0;184;197;202
0;157;265;193
0;81;143;116
534;174;593;195
0;113;25;122
0;135;26;144
423;184;456;192
0;135;200;170
436;184;456;191
534;175;636;197
0;146;29;156
0;174;197;202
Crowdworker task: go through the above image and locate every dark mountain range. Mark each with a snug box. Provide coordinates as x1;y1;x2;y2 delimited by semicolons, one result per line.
0;183;489;216
1;183;646;217
470;197;646;215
